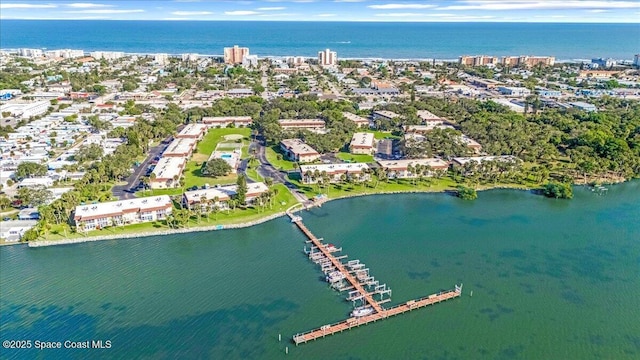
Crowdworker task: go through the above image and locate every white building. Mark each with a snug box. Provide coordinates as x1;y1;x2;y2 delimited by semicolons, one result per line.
452;155;518;167
202;116;253;128
498;87;532;97
73;195;173;232
377;158;450;178
182;182;269;209
242;54;259;68
280;139;320;163
182;53;200;62
17;177;53;188
150;157;186;189
299;163;370;184
0;101;50;119
349;132;376;155
342;112;371;128
154;53;169;65
45;49;85;59
318;49;337;67
278;119;326;130
1;220;38;242
18;48;43;58
90;51;125;60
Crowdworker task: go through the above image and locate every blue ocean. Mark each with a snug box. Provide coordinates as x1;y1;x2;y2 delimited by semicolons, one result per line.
0;21;638;60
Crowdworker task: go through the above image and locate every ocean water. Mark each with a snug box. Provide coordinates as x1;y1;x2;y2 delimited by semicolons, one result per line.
1;181;639;359
1;21;639;60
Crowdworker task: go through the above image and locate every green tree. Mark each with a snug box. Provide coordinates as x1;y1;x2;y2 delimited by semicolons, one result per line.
456;185;477;200
15;162;48;179
235;174;247;205
201;158;233;177
541;182;573;199
74;143;104;163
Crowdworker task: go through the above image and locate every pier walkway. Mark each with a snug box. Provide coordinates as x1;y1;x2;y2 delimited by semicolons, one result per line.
287;212;462;345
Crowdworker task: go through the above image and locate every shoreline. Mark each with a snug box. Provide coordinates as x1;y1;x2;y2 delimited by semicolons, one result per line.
17;179;637;248
0;47;628;64
22;185;517;248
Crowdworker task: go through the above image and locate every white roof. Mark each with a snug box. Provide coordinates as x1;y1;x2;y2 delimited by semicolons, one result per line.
202;116;253;123
452;156;517;165
74;195;172;221
374;110;400;119
300;163;369;174
183;182;269;203
404;124;453;132
151;157;186;180
278;119;326;127
342;112;370;123
416;110;442;121
377;158;449;170
163;138;196;156
280;139;319;155
177;124;207;137
350;132;375;148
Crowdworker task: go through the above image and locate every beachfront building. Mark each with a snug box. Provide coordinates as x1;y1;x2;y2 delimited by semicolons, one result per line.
279;139;321;163
299;163;370;184
377;158;449;179
202;116;253;128
73;195;173;232
224;45;249;65
342;112;371;128
182;182;269;210
0;220;38;242
459;55;499;67
162;138;197;158
501;56;555;68
318;49;337;67
176;124;208;140
149;157;186;189
349;132;376;155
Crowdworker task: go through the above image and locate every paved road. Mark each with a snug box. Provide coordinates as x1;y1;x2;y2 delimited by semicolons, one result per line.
111;138;170;200
253;137;308;203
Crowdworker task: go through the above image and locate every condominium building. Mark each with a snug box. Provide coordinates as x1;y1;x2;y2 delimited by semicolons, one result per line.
318;48;337;67
342;112;371;128
459;55;499;67
224;45;250;65
0;101;50;119
501;56;555;68
372;110;401;122
182;182;269;209
73;195;173;232
202;116;253;128
150;157;186;189
89;51;125;60
278;119;326;130
349;132;376;155
280;139;320;163
416;110;444;123
459;135;483;153
299;163;370;184
404;124;455;133
377;158;450;178
176;124;208;140
162;138;197;158
452;155;517;167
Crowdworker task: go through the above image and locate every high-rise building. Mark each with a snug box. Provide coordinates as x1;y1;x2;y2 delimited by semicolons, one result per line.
224;45;249;65
154;53;169;65
500;55;554;68
634;54;640;67
459;55;498;67
318;48;337;67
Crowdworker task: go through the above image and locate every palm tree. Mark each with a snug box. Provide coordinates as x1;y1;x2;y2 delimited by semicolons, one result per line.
199;195;207;223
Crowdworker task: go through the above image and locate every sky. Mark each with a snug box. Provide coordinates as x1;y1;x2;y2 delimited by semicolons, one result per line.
0;0;639;22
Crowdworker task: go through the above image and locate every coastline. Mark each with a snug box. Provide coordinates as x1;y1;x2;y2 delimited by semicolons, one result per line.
23;185;528;248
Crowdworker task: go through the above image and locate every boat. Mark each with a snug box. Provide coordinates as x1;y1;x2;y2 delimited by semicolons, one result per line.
326;243;338;252
351;306;374;317
326;271;346;283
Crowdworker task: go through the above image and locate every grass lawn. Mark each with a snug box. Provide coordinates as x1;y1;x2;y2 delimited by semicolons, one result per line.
336;152;374;163
245;164;263;182
364;130;401;140
182;160;238;188
265;145;297;170
196;128;251;157
38;184;299;242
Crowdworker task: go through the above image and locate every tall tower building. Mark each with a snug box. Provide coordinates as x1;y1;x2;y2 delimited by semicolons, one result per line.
224;45;249;65
318;48;337;67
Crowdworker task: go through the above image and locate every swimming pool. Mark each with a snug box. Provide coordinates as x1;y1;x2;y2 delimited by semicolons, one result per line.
221;154;232;159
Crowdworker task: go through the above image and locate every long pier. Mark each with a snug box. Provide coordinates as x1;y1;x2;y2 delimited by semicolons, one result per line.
288;213;462;345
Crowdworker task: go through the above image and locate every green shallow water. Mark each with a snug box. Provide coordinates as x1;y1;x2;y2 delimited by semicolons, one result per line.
1;182;639;359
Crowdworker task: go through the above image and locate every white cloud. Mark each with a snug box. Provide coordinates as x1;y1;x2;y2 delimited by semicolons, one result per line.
171;11;213;16
256;7;286;11
66;9;145;14
374;12;426;16
334;0;366;2
587;9;610;12
0;3;56;9
224;10;260;15
316;13;337;17
66;3;112;8
369;3;437;9
437;1;640;11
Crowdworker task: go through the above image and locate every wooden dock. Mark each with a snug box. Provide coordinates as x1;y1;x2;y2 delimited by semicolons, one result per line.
288;213;462;345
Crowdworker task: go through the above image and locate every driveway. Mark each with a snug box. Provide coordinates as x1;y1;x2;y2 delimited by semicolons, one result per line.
252;137;307;203
112;137;171;199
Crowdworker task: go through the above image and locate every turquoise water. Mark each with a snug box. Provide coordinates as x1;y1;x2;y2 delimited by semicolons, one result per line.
1;21;638;60
1;182;639;359
221;154;232;159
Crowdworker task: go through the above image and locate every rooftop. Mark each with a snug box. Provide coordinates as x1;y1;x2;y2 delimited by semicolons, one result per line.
281;139;319;155
300;163;370;174
377;158;449;170
350;132;375;148
74;195;172;221
151;157;186;180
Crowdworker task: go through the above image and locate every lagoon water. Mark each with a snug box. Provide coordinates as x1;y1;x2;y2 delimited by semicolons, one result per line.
1;21;639;60
1;182;639;359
